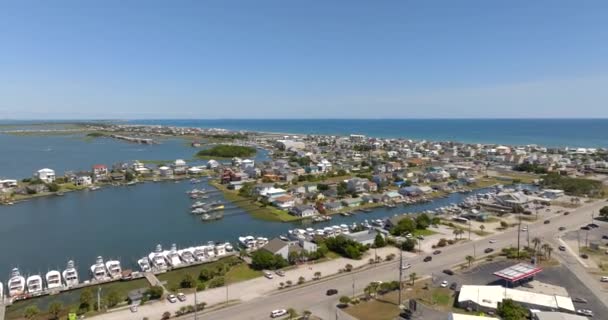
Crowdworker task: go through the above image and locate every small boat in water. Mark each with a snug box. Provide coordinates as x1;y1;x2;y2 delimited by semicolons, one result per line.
149;244;168;270
105;260;122;279
192;207;207;214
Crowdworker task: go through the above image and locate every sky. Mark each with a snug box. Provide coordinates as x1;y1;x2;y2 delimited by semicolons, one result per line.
1;1;607;119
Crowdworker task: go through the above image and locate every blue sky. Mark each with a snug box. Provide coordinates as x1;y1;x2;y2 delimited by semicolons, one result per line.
1;1;607;119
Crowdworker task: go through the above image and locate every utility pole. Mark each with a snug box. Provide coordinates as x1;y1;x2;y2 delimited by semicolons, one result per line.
97;287;101;311
577;231;581;253
517;213;522;258
194;287;198;320
468;220;471;240
398;249;403;306
352;275;355;299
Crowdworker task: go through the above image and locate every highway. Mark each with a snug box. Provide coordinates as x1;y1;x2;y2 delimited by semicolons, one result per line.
177;199;608;320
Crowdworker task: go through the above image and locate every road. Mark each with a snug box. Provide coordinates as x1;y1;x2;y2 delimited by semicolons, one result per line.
98;199;608;320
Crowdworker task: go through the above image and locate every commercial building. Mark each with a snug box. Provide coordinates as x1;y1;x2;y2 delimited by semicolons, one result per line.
457;285;575;313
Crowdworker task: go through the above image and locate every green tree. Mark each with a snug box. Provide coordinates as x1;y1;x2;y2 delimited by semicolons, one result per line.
532;237;541;253
298;276;305;284
344;264;353;272
466;255;474;267
251;250;288;270
600;206;608;220
373;233;386;248
161;311;171;320
415;213;431;229
339;296;351;304
199;268;214;281
47;301;63;320
208;276;225;288
79;288;94;311
390;217;416;236
47;183;60;192
125;171;135;181
146;285;164;300
497;299;528;320
287;308;298;319
401;238;417;252
313;271;321;280
180;273;196;288
106;290;122;308
24;306;40;319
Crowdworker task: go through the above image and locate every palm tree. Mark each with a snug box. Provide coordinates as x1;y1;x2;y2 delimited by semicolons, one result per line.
287;308;297;319
480;224;485;232
546;245;553;259
541;243;551;259
453;228;460;240
48;301;63;320
532;237;541;253
313;271;321;280
465;255;474;267
302;310;312;319
409;272;417;285
279;282;285;289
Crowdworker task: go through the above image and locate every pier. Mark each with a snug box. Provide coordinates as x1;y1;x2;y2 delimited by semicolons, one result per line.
109;134;157;144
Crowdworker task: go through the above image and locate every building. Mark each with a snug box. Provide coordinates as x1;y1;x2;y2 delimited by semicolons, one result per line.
289;205;318;217
261;238;290;260
272;195;296;210
159;166;174;177
493;263;543;286
341;198;363;207
0;179;18;191
92;164;108;181
347;178;369;193
344;229;382;246
542;189;565;200
448;314;499;320
34;168;56;183
457;285;574;313
531;311;588;320
76;175;92;186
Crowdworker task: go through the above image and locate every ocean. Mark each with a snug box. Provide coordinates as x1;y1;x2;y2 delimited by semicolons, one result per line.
130;119;608;148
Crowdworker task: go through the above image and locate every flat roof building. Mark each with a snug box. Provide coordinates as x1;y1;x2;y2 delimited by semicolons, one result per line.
458;285;574;313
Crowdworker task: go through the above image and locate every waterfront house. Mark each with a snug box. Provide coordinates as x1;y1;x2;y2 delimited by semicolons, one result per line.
92;164;109;181
76;175;92;186
258;186;287;201
228;181;245;190
0;179;18;191
289;204;318;217
324;201;343;211
342;198;363;207
261;238;290;260
132;161;151;175
241;159;255;170
206;159;220;169
317;159;332;172
398;185;432;197
382;191;403;203
173;159;188;175
272;195;296;210
110;172;125;181
347;177;369;193
344;229;383;246
34;168;56;183
159;166;174;177
187;167;204;175
364;181;378;192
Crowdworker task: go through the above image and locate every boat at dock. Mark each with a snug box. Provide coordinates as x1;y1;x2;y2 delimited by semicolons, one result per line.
163;244;182;268
88;186;100;191
105;260;122;279
178;249;196;264
26;274;44;295
62;260;79;287
0;281;3;300
191;207;207;214
8;268;25;297
90;256;109;281
137;257;151;272
149;244;168;271
45;270;63;290
191;201;207;209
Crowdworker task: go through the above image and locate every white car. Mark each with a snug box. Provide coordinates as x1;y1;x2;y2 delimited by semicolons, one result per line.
601;276;608;282
440;280;448;288
489;239;497;244
270;309;288;318
401;263;412;270
576;309;593;317
129;305;138;313
264;271;273;279
167;294;177;303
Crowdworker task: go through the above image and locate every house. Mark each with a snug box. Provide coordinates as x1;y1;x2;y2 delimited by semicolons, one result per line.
173;159;188;175
76;175;92;186
342;198;363;207
290;205;318;217
398;185;432;196
317;159;332;172
261;238;290;260
272;195;296;210
34;168;56;183
542;189;565;199
159;166;174;177
344;229;383;246
132;162;150;174
206;159;220;169
92;165;108;181
364;181;378;192
457;285;574;313
187;167;204;175
324;201;343;211
347;178;369;193
110;172;125;181
259;187;287;200
228;181;245;190
241;159;255;170
382;191;403;203
0;179;18;191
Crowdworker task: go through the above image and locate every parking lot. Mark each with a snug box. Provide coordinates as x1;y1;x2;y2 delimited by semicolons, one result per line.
432;260;608;317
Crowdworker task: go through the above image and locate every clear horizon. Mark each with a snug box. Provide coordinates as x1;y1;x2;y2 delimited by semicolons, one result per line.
1;1;607;119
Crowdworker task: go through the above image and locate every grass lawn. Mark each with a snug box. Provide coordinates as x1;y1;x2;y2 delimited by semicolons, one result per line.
412;229;437;237
225;263;263;284
6;278;150;320
157;256;240;291
345;291;401;320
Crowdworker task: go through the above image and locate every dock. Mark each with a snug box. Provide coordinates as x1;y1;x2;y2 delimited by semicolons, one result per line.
143;272;168;295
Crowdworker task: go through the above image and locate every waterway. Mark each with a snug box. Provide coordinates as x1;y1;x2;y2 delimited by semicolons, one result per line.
0;178;491;281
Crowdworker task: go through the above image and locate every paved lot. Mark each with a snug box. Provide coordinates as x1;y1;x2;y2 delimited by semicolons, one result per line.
448;260;608;317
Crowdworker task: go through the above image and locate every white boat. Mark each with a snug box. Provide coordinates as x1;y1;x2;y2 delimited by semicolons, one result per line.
62;260;79;287
0;281;3;299
7;268;25;297
26;274;44;294
191;208;207;214
191;201;206;209
193;247;207;261
88;186;100;191
163;244;182;267
178;249;196;264
105;260;122;279
148;244;168;270
224;242;234;252
137;257;151;272
90;256;109;281
45;270;63;290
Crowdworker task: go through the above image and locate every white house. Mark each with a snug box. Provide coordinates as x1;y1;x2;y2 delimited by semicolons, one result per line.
76;175;92;186
159;166;173;177
34;168;56;183
289;205;318;217
241;159;255;170
317;159;332;172
206;159;220;169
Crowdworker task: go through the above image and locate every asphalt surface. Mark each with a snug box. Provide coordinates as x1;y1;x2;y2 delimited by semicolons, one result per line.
99;199;608;320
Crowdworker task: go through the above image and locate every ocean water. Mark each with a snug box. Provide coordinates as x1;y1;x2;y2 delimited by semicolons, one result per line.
131;119;608;148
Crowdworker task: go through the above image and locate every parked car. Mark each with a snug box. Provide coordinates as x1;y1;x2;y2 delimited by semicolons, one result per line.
558;227;566;231
177;293;186;301
558;245;566;251
581;226;590;231
449;282;458;290
564;211;570;215
602;235;608;240
581;254;589;259
489;239;497;244
167;294;177;303
573;297;588;304
424;256;432;262
601;276;608;282
401;263;412;270
271;309;288;318
543;220;550;224
589;223;599;228
433;250;442;255
326;289;338;296
442;269;454;276
264;271;274;279
484;248;494;254
275;270;285;277
129;305;138;313
576;309;594;317
440;280;448;288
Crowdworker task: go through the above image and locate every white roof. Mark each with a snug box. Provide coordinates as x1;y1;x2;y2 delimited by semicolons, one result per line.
37;168;55;173
458;285;574;312
450;313;499;320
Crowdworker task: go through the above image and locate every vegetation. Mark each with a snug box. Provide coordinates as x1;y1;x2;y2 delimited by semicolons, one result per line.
400;238;417;252
24;306;39;320
542;173;604;197
513;162;548;174
373;233;386;248
497;299;528;320
251;250;289;270
390;214;433;236
47;301;63;320
323;235;369;259
196;145;256;158
600;206;608;220
146;286;164;300
86;132;107;137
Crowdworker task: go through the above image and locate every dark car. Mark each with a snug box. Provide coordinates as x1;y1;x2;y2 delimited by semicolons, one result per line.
564;211;570;215
449;282;458;290
573;297;588;304
589;223;599;228
581;226;590;231
423;256;432;262
581;254;589;259
558;245;566;251
433;250;442;255
544;220;550;224
326;289;338;296
484;248;494;254
443;269;454;276
559;227;566;231
602;235;608;240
